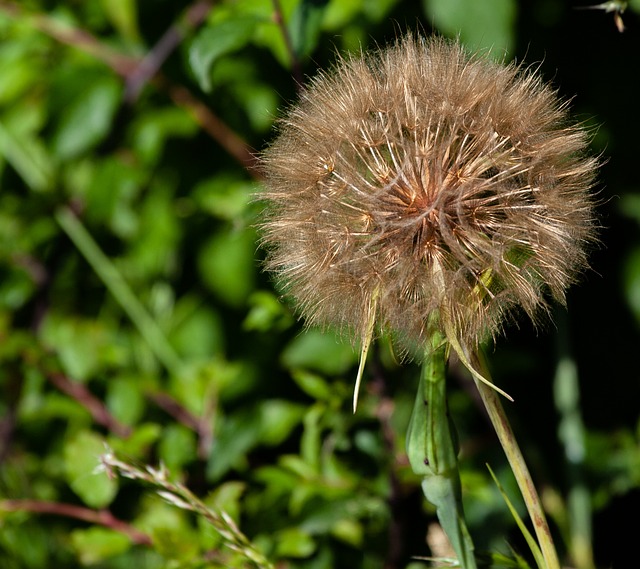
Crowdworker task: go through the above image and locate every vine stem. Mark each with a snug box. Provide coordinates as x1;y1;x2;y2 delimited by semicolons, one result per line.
472;351;561;569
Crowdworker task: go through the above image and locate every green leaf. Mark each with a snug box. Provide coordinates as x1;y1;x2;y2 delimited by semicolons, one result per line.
99;0;141;43
0;41;43;105
193;174;257;220
281;328;357;375
620;193;640;225
227;0;294;68
206;480;247;524
0;267;37;310
135;497;198;560
233;79;279;132
51;74;122;160
330;518;363;547
275;527;316;558
70;527;132;565
244;290;294;332
124;182;181;280
82;157;143;239
106;376;146;426
487;464;545;569
189;18;257;92
291;370;333;401
207;399;305;481
110;422;162;457
64;430;118;508
39;314;120;382
0;117;53;192
0;520;51;568
423;0;517;56
322;0;363;30
131;107;198;165
198;226;257;308
288;0;330;58
158;424;198;471
260;399;307;445
169;301;225;360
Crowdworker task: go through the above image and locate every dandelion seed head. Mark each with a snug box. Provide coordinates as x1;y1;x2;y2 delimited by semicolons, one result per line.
259;35;598;354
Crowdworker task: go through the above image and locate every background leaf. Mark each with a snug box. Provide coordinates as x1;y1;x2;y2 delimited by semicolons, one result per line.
0;1;637;568
423;0;517;55
64;430;118;508
51;74;122;160
189;17;257;92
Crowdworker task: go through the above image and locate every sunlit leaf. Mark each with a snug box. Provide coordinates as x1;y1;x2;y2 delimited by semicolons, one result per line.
275;527;316;558
281;328;357;375
106;375;146;426
193;174;256;220
99;0;140;43
51;74;122;160
39;314;121;382
244;290;294;332
70;527;132;565
64;430;118;508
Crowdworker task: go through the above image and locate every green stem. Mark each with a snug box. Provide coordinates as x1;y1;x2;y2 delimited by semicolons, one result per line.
553;309;595;569
406;332;477;568
473;352;560;569
55;206;184;376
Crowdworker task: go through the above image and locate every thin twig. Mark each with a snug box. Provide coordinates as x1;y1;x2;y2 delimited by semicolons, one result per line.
0;408;16;465
47;372;132;438
473;352;561;569
161;78;261;175
198;387;217;459
146;389;216;460
124;0;213;102
271;0;304;88
147;391;201;432
0;499;152;545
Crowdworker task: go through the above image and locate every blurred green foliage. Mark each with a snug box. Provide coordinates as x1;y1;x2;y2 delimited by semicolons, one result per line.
0;1;639;568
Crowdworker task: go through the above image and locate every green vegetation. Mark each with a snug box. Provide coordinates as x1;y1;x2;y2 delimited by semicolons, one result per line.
0;1;639;568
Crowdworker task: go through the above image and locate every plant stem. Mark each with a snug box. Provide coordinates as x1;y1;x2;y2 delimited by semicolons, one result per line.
406;332;477;568
553;309;595;569
55;206;184;376
473;352;561;569
0;499;152;545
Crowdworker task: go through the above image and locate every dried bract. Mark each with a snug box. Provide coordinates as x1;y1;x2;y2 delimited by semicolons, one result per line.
259;36;597;355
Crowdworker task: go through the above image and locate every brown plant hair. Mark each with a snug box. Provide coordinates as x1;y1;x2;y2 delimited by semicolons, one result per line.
258;34;598;358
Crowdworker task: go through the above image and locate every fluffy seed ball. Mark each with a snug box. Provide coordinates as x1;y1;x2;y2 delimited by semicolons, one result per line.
259;35;597;353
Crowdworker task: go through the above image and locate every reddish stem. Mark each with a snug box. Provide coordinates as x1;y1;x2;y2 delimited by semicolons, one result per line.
1;499;152;546
47;372;132;439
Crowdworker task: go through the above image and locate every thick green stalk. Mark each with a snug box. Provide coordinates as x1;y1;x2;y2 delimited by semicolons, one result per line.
406;331;477;568
473;352;560;569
